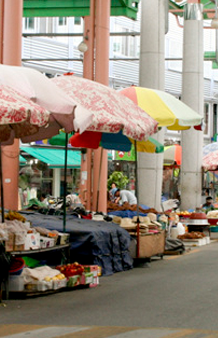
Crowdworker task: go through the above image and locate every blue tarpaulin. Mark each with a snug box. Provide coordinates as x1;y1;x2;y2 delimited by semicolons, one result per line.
20;211;133;276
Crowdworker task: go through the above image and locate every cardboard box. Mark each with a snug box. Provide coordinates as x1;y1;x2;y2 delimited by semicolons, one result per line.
67;275;81;287
36;280;53;292
53;278;67;290
80;272;94;285
24;233;40;250
14;244;25;251
89;276;99;288
24;280;53;292
182;238;207;247
83;266;99;287
57;233;70;245
5;233;15;252
40;236;55;248
83;265;98;277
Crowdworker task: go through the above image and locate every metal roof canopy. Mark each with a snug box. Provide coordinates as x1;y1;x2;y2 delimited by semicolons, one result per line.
23;0;139;20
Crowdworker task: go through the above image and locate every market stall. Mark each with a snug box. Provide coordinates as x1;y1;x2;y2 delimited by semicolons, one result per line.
1;211;118;298
7;210;134;277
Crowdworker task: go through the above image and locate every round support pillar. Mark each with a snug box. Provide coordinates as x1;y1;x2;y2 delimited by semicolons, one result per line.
138;0;166;212
1;0;23;211
180;2;204;210
92;0;110;213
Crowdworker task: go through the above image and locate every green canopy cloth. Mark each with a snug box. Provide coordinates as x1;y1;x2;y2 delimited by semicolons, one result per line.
19;155;27;166
20;147;81;169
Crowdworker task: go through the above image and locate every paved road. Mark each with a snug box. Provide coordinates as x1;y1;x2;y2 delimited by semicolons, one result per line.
1;239;218;337
1;325;218;338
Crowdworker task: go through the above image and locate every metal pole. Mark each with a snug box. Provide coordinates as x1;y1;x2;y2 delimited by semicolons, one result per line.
63;133;68;233
0;145;5;222
134;140;140;258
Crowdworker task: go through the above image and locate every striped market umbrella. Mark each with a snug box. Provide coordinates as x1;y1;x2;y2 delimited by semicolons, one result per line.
164;144;182;166
69;130;164;153
120;87;203;130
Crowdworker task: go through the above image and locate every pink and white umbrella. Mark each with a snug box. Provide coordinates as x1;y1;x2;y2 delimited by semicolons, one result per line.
202;150;218;171
0;85;51;222
0;65;92;143
51;75;158;140
0;85;50;144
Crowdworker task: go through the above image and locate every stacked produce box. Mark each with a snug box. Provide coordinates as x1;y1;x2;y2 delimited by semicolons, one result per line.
8;261;100;293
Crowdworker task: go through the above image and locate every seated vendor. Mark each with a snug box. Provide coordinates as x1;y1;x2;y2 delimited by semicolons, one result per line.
202;196;215;213
107;188;158;214
114;188;137;206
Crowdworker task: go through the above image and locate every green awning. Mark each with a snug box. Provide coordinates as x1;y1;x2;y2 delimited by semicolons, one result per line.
19;155;27;166
21;147;81;169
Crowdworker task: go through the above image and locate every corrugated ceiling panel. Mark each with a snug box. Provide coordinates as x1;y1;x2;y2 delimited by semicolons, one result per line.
112;60;139;85
22;37;70;72
22;37;218;101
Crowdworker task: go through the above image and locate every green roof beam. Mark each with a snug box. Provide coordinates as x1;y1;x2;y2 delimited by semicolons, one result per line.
204;51;216;60
110;0;139;20
23;0;90;17
23;0;139;20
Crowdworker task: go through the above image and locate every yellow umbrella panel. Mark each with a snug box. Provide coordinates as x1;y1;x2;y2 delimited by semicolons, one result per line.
120;87;203;130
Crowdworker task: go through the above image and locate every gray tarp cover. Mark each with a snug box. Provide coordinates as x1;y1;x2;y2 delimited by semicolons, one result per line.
20;211;134;276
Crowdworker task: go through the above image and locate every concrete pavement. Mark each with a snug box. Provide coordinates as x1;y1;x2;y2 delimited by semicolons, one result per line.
1;237;218;337
2;325;218;338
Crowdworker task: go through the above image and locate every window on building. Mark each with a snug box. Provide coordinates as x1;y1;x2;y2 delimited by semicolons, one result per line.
59;17;67;26
213;104;218;137
24;17;35;30
204;102;209;135
74;17;81;25
121;28;128;55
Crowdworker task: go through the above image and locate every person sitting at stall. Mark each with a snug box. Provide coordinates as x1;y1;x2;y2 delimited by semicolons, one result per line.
202;196;215;213
107;188;158;214
113;188;137;206
109;188;156;213
109;183;118;203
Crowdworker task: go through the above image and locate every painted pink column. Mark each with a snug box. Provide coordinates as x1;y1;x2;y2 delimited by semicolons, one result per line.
92;0;110;212
2;0;23;210
0;0;4;63
80;0;95;211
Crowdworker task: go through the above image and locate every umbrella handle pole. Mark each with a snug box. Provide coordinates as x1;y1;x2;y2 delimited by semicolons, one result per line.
136;220;140;258
63;133;68;233
0;146;4;223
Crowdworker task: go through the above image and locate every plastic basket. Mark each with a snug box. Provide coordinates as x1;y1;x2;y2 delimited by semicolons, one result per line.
210;226;218;232
9;257;25;276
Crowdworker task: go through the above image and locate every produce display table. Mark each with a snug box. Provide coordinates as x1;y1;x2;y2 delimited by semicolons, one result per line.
10;243;70;264
3;244;71;300
187;223;211;237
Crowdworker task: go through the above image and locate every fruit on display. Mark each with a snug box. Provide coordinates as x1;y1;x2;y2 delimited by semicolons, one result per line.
44;273;65;282
177;211;191;217
56;262;84;277
5;210;26;222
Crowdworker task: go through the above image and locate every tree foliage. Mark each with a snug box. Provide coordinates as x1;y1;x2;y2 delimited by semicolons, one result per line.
107;171;129;190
